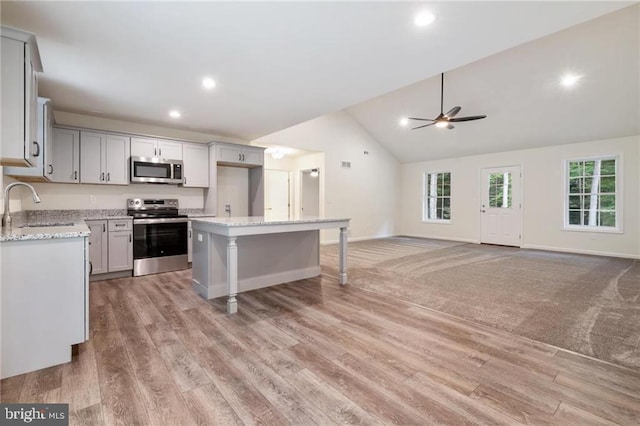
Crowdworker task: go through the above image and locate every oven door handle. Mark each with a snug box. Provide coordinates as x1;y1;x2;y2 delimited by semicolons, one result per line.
133;218;189;225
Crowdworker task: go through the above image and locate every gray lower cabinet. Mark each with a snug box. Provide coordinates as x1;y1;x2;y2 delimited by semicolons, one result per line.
86;220;108;274
87;218;132;275
188;220;193;263
108;219;133;272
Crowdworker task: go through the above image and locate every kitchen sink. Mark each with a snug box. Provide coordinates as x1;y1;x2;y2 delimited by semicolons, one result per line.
19;222;75;228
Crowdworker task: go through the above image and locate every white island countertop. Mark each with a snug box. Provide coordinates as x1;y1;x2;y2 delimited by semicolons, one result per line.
191;216;350;236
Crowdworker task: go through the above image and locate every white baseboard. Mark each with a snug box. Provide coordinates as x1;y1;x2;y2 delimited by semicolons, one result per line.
321;233;398;245
319;234;638;260
521;244;640;259
195;266;322;299
397;233;480;244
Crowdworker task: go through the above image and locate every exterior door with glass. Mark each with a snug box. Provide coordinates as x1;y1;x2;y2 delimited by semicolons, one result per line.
480;166;522;246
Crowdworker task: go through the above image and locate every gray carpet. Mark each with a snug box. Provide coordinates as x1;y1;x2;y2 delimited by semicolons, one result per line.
321;237;640;370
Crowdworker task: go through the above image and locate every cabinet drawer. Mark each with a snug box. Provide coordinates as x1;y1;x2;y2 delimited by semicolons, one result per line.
108;219;132;231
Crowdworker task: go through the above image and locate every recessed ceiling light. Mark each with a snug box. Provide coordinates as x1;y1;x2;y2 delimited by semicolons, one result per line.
399;117;409;127
169;110;181;118
561;73;582;88
202;77;216;90
414;11;436;27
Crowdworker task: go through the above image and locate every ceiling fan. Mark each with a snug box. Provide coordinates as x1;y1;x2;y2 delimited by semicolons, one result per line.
408;73;486;130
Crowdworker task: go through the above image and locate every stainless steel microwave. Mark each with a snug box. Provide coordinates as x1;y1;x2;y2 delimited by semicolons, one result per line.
130;156;183;184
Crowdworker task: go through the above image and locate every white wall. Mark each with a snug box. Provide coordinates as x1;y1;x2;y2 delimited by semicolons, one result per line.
0;173;23;214
254;111;401;243
216;166;249;217
400;135;640;258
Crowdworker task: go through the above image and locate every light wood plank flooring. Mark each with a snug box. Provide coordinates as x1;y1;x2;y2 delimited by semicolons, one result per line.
2;269;640;425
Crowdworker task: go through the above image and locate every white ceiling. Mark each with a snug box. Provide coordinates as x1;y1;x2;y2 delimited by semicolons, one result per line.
1;2;637;162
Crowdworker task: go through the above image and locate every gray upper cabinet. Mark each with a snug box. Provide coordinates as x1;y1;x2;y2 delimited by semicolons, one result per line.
216;143;264;167
131;137;182;160
182;143;209;188
49;127;80;183
3;97;52;181
80;131;130;185
1;27;43;167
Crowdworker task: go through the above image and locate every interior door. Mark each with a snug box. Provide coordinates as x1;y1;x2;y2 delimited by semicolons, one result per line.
480;166;522;246
264;169;290;221
301;169;320;218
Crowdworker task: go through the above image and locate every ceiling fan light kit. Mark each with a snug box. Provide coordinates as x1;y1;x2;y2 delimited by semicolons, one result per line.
408;73;487;130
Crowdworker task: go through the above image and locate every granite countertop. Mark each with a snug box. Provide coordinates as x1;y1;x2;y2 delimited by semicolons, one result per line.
1;208;215;242
0;219;90;242
191;216;350;227
180;209;217;218
186;212;218;218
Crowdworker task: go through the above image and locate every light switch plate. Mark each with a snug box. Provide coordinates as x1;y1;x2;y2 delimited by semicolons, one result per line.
197;234;203;242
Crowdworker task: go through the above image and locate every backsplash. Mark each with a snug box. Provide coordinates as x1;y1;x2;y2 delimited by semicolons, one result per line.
24;209;128;221
21;182;205;211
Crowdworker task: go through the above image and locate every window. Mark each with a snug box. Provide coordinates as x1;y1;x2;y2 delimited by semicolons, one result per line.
423;172;451;221
488;172;512;208
566;157;618;230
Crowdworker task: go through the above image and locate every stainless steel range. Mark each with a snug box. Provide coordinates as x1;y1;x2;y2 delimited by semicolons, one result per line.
127;198;188;276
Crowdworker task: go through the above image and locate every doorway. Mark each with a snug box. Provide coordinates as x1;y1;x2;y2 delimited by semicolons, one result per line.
480;165;522;246
264;169;290;221
300;168;320;218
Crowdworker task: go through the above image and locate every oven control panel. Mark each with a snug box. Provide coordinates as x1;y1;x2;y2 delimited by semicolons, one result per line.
127;198;179;209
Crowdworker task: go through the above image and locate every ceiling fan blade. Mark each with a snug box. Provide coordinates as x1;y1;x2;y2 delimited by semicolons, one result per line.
444;106;461;118
408;117;435;122
411;123;435;130
449;115;487;122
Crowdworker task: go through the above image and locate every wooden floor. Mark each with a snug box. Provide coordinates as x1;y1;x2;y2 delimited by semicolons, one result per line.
2;269;640;425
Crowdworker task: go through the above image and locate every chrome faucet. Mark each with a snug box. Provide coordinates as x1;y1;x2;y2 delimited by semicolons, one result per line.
2;182;41;227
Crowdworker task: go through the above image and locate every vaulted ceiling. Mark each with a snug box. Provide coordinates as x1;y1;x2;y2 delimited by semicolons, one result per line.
2;1;637;162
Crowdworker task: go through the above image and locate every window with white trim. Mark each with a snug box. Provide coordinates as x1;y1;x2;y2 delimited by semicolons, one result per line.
566;157;618;229
423;172;451;221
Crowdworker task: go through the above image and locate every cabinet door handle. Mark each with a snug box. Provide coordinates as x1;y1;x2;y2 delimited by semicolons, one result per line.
238;153;241;161
89;261;93;275
100;172;105;181
48;164;53;175
107;172;110;182
183;177;187;185
154;147;157;156
159;148;162;157
129;233;132;243
74;170;78;180
103;224;106;232
189;229;192;238
33;141;40;157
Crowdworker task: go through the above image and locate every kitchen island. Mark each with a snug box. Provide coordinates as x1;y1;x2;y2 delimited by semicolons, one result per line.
190;217;350;314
